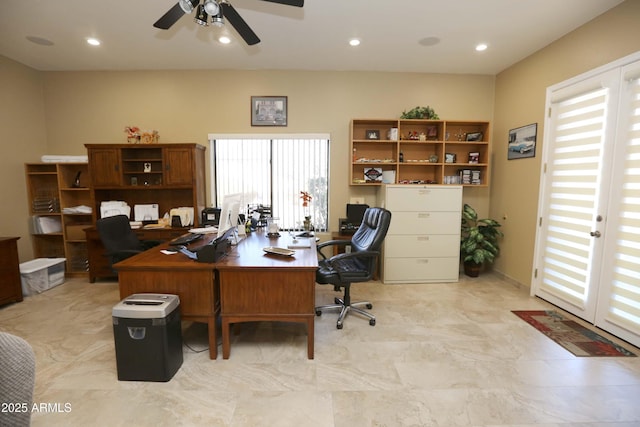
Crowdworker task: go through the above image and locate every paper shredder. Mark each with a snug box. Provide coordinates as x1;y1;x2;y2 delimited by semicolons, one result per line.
112;293;183;382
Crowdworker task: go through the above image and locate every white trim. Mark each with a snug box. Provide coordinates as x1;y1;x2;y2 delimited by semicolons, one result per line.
548;50;640;94
208;133;331;140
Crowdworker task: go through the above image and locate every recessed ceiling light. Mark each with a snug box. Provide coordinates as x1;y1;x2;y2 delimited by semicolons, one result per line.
219;36;231;44
349;38;360;47
418;36;440;47
26;36;54;46
475;43;488;52
86;38;101;46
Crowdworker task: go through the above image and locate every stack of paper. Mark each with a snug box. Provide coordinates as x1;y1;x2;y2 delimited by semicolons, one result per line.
100;201;130;218
30;216;62;234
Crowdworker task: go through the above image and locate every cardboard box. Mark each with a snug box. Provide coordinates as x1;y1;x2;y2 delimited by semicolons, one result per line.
66;225;89;240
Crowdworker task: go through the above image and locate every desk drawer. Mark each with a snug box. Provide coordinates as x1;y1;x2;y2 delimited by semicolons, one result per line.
219;269;315;314
384;234;459;257
384;186;462;211
388;211;460;235
383;257;460;283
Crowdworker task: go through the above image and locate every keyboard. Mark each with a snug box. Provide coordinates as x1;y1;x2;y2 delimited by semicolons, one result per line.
168;233;204;246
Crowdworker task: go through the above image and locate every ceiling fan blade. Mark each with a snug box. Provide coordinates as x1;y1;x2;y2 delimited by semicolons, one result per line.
220;2;261;46
153;3;186;30
260;0;304;7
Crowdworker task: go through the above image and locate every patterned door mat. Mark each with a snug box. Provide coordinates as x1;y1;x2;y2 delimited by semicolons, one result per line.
512;310;636;357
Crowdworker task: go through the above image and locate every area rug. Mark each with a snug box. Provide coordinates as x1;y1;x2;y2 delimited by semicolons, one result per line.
512;310;636;357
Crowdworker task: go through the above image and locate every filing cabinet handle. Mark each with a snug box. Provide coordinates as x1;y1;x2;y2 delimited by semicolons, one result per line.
417;236;430;241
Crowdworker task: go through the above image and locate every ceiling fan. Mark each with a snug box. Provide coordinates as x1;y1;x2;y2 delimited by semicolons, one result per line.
153;0;304;46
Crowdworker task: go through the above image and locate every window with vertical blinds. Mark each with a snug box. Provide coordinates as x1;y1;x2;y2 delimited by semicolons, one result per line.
538;88;609;307
603;73;640;332
209;135;330;231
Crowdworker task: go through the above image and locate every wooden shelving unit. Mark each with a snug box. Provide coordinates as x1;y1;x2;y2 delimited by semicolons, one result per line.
25;163;92;276
350;119;490;187
84;143;206;282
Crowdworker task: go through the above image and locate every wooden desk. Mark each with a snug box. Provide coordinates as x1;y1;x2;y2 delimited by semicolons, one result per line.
0;237;22;306
114;237;220;359
85;227;188;282
217;232;318;359
113;231;318;360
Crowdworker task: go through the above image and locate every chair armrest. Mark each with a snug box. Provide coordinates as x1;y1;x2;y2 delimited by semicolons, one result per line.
326;250;380;282
316;239;351;260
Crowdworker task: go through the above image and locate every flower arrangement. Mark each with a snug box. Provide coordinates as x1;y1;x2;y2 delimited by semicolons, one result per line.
300;191;313;231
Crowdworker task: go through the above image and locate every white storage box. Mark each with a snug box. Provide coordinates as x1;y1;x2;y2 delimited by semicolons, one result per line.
20;258;66;296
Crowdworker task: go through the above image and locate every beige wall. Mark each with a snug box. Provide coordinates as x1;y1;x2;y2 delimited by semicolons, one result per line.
4;0;639;286
492;0;640;286
4;64;494;262
0;56;47;260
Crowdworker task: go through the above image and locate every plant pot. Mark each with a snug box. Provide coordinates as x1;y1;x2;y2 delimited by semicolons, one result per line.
463;262;482;277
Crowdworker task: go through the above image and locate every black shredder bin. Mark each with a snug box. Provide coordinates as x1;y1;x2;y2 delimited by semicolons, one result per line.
112;293;183;382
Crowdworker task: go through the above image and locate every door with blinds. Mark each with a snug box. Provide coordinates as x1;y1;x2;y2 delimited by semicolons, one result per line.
532;54;640;347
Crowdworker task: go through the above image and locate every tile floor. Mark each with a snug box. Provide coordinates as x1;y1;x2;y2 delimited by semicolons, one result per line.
1;273;640;426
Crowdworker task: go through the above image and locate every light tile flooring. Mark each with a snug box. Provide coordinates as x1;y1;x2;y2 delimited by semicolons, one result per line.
2;273;640;426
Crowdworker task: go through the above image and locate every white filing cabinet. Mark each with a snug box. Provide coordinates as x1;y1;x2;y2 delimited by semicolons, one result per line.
379;185;462;283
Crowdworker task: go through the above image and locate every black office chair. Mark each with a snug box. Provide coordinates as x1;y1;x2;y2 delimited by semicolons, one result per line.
315;207;392;329
96;215;161;271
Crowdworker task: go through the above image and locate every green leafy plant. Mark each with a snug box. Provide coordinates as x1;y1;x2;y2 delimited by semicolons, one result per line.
400;106;439;120
460;204;503;275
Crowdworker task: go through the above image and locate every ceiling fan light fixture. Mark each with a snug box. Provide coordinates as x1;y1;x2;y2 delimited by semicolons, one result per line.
179;0;199;14
194;4;209;26
203;0;219;16
211;10;224;27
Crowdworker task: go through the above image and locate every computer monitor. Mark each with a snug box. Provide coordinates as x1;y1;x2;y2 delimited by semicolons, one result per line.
346;203;369;226
217;193;242;235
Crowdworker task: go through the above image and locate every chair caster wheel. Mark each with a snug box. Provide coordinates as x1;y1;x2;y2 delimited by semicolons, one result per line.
369;319;376;326
315;310;322;316
336;323;343;329
366;303;373;309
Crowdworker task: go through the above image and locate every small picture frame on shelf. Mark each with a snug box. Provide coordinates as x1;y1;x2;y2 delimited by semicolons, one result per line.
466;132;483;141
468;152;480;164
366;130;380;140
445;153;457;163
364;167;383;182
427;126;438;139
143;162;152;173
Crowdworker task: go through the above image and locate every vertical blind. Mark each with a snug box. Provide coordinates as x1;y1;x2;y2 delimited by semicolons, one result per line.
210;135;330;231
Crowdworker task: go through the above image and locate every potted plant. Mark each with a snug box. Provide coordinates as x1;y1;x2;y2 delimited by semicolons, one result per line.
400;106;439;120
460;203;503;277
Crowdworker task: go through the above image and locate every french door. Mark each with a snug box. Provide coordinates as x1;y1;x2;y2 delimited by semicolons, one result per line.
532;53;640;347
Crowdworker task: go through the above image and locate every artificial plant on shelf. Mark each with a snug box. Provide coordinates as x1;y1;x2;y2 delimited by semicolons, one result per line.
400;106;440;120
460;203;503;277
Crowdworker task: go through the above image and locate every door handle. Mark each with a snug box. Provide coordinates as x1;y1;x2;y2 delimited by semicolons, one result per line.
590;231;601;237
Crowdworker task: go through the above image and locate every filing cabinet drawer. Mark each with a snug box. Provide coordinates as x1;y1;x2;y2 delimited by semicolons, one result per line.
384;234;460;257
388;211;460;235
384;186;462;212
383;257;460;283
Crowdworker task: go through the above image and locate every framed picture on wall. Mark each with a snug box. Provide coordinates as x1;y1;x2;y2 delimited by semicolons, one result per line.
508;123;537;160
251;96;287;126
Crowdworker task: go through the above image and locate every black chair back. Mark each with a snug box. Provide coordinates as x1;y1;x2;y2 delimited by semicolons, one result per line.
96;215;142;254
349;207;392;271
